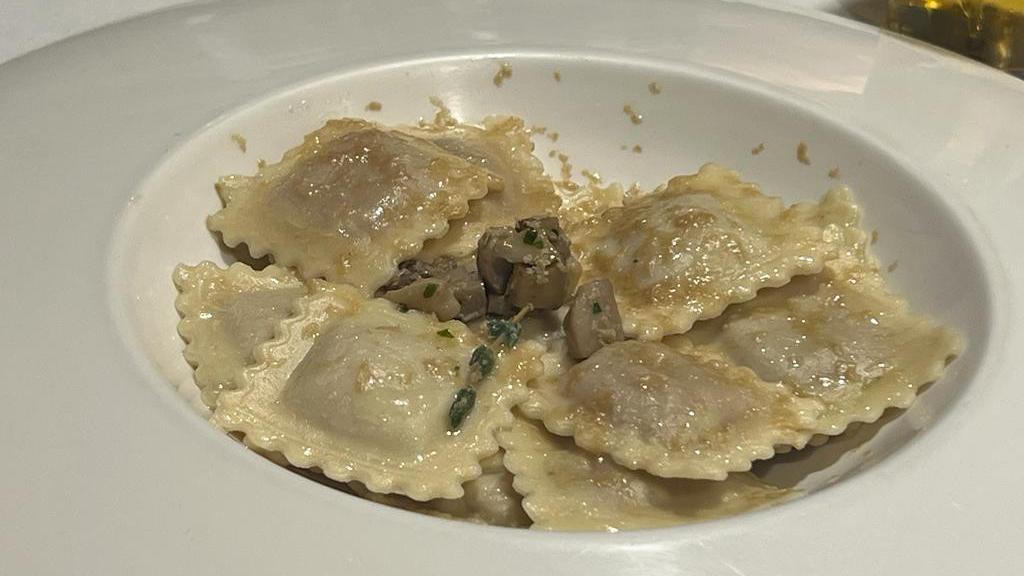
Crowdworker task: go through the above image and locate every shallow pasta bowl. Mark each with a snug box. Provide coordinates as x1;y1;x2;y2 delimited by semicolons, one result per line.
1;0;1022;573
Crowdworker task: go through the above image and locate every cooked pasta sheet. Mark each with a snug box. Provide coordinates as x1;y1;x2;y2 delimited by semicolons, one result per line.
671;245;963;438
411;116;562;260
173;262;307;408
522;339;823;480
572;164;857;340
212;282;544;501
500;417;791;531
348;451;531;527
208;119;492;294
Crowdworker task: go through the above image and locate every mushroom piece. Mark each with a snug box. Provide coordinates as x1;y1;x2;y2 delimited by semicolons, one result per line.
563;279;624;360
476;215;580;315
381;278;461;321
476;227;518;294
379;257;487;321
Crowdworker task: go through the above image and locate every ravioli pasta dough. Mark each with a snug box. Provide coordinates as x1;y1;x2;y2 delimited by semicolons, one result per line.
348;452;531;527
522;340;823;479
171;114;962;530
499;417;790;531
213;283;543;500
208;119;492;294
412;116;562;260
173;262;307;408
572;164;855;340
674;252;963;436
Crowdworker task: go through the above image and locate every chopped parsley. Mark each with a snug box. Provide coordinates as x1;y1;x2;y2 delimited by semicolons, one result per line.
522;228;544;248
469;345;496;378
448;387;476;431
422;283;439;298
436;328;454;338
487;318;522;347
592;302;602;314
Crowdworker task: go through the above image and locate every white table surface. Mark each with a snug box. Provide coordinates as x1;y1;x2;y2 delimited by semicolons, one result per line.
1;0;862;65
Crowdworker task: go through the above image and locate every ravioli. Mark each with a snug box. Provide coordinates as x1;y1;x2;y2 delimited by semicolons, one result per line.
572;164;854;339
173;262;307;408
522;340;823;480
499;417;791;531
207;119;492;294
673;251;963;437
348;452;531;527
173;112;963;529
412;116;562;260
212;282;544;500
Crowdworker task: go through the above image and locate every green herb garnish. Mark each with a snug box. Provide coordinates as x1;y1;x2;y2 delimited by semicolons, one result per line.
437;328;454;338
592;302;602;314
469;344;496;378
448;387;476;431
422;283;439;298
522;228;543;248
487;318;522;347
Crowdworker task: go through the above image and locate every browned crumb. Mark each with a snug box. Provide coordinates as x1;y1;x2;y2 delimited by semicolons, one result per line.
230;133;247;153
648;81;662;95
547;131;560;142
870;230;879;245
632;144;643;154
581;169;602;184
428;96;457;127
623;104;643;125
365;101;382;112
751;143;765;155
828;167;840;179
530;125;548;135
548;150;557;158
797;142;811;165
887;260;899;272
493;62;513;87
557;152;573;181
553;70;562;82
256;158;267;169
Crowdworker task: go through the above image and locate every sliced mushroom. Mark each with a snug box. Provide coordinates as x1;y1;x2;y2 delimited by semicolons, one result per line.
380;259;433;293
476;215;580;314
379;257;486;321
381;278;461;321
435;258;487;322
563;279;624;360
476;227;517;294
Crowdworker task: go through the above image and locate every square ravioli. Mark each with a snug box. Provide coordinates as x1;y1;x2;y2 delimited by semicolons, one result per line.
571;164;856;340
672;249;963;437
499;417;791;531
521;339;824;480
211;282;544;501
173;262;307;408
207;119;492;295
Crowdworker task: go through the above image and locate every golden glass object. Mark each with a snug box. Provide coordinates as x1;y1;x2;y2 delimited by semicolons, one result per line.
887;0;1024;74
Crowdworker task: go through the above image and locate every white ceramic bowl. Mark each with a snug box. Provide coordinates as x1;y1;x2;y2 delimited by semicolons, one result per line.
2;0;1022;574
